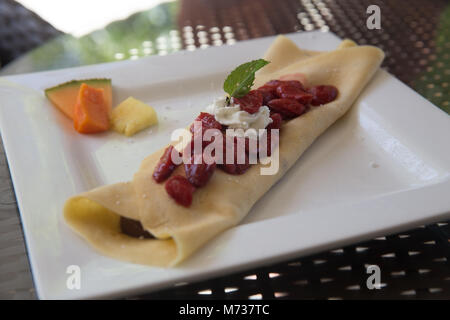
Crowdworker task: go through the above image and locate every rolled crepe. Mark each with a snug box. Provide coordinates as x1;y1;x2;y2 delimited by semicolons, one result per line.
64;35;385;266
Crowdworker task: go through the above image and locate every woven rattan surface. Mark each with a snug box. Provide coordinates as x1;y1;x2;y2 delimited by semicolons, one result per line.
0;0;449;299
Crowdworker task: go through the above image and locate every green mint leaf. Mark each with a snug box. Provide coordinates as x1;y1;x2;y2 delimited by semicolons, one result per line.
223;59;269;99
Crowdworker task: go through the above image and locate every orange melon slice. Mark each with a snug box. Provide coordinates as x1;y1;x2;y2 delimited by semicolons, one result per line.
45;78;112;119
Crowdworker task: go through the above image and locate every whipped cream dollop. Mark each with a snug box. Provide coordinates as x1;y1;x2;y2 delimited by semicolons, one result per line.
205;96;272;139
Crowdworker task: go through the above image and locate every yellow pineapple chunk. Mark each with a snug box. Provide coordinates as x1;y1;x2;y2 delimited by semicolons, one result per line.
111;97;158;136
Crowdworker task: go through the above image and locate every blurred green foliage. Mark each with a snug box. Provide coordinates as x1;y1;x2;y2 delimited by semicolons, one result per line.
28;1;179;71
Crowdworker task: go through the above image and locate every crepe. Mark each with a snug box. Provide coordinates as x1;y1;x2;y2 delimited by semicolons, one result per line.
64;35;384;267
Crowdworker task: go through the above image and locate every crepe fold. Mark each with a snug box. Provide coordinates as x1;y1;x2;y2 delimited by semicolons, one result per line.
64;35;384;267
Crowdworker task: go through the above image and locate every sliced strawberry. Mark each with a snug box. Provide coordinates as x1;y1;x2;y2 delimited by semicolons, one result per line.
309;85;339;106
266;113;282;131
184;155;216;187
233;90;263;114
267;98;306;119
165;175;196;207
276;85;313;105
257;85;278;105
190;112;222;134
152;146;180;183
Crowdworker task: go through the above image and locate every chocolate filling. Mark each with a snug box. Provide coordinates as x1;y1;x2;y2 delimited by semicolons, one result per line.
120;217;155;239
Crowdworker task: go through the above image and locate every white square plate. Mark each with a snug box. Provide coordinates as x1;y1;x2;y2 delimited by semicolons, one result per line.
0;32;449;299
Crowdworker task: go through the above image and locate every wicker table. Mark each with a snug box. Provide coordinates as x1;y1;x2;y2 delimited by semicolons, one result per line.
0;0;449;299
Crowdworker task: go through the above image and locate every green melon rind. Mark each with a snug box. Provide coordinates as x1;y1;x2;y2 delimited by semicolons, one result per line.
44;78;111;95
